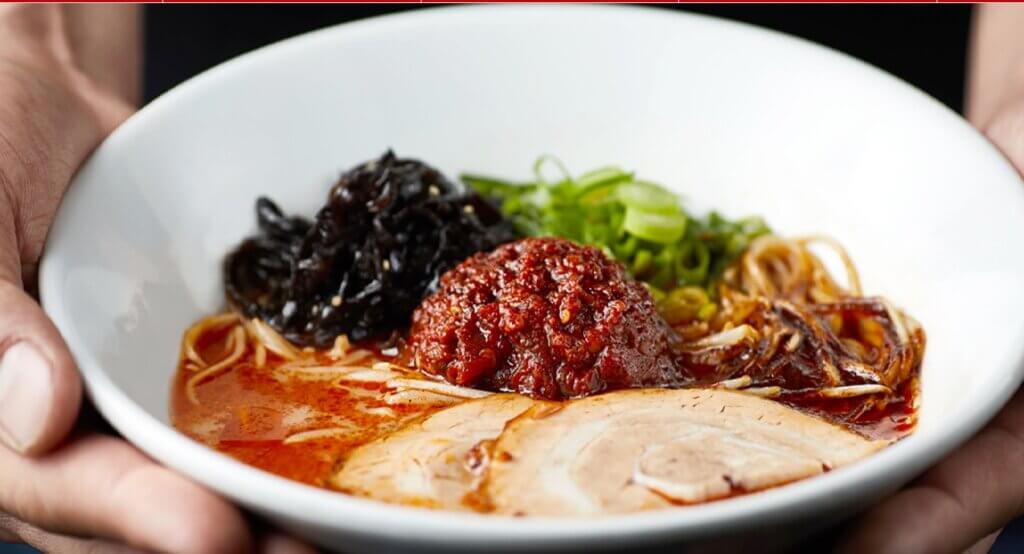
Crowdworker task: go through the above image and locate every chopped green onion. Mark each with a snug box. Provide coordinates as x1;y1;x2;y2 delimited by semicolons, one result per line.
616;181;680;215
632;249;653;276
461;157;770;299
697;302;718;321
676;241;710;285
623;208;686;244
613;236;639;260
577;166;624;184
533;155;572;187
460;174;533;198
645;283;667;303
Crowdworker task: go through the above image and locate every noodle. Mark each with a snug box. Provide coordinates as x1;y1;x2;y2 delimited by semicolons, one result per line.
675;235;925;406
817;384;891;399
283;427;357;444
685;325;758;350
738;235;862;303
327;335;352;360
879;298;909;345
185;326;248;405
714;376;752;390
276;364;375;380
384;389;466;406
246;318;300;360
335;350;374;366
333;368;404;383
386;378;494;399
795;235;862;296
181;312;240;369
821;360;841;387
254;342;267;369
742;386;782;398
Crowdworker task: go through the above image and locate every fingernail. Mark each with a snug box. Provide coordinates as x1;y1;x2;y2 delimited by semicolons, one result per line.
0;342;53;452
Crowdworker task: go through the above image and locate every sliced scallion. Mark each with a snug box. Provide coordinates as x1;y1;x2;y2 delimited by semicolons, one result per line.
623;207;686;244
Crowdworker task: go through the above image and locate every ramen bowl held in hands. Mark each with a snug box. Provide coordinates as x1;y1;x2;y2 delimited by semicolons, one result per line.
40;5;1024;552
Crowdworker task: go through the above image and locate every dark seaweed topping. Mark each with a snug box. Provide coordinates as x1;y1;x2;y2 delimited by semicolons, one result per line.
224;151;515;346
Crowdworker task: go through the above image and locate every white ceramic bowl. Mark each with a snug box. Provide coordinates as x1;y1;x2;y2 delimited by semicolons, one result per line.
40;5;1024;552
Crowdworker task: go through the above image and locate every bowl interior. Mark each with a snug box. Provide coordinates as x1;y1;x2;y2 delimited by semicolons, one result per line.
40;4;1024;549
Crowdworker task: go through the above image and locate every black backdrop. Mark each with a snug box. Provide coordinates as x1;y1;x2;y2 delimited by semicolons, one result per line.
144;5;973;111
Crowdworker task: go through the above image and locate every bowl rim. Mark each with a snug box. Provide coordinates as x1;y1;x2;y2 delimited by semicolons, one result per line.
40;4;1024;547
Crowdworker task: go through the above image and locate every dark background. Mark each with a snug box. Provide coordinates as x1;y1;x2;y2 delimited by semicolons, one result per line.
4;5;1018;554
142;5;974;111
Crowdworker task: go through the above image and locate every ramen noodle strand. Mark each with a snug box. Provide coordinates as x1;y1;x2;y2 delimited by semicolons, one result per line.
336;349;374;366
254;342;267;369
386;378;494;399
741;386;782;398
796;235;862;296
185;326;247;405
246;318;300;360
817;384;891;399
283;427;357;445
327;335;352;360
181;312;240;369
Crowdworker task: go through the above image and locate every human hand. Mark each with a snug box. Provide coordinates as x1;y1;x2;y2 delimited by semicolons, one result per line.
835;7;1024;553
835;388;1024;553
0;6;314;553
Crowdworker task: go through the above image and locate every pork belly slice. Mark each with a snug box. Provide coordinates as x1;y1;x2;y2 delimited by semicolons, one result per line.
331;394;535;510
482;388;887;516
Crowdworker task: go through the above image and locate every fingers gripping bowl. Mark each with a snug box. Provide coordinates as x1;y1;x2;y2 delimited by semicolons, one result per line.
39;5;1024;553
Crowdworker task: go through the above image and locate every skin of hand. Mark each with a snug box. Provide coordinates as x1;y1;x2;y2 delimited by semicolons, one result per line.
837;6;1024;554
0;6;315;553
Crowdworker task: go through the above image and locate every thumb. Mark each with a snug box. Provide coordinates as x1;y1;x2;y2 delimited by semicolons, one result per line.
982;96;1024;175
0;124;83;456
0;275;82;455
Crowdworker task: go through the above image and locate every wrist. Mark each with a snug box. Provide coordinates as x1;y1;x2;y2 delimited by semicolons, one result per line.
0;6;67;76
967;6;1024;126
0;5;141;109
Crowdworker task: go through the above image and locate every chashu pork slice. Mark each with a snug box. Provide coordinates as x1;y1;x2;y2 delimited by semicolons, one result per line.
482;388;887;516
331;394;535;510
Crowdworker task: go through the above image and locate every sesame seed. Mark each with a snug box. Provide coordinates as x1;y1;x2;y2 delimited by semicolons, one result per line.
463;204;475;214
331;295;343;307
382;259;391;271
428;185;441;196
